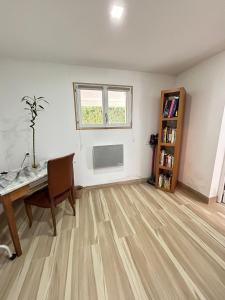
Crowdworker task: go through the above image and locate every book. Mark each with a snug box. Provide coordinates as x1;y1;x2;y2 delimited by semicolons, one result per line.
171;97;179;117
158;174;172;190
162;127;176;144
163;99;168;118
160;150;174;168
171;128;176;144
163;96;179;118
168;98;175;118
163;99;172;117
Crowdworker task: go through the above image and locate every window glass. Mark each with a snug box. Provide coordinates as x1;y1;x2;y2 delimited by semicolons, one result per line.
80;89;103;125
108;90;127;124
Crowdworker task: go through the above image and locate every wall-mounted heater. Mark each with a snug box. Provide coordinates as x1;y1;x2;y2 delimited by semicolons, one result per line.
93;144;124;169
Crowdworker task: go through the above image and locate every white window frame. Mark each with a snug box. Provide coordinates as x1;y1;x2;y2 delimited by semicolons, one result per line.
73;83;133;130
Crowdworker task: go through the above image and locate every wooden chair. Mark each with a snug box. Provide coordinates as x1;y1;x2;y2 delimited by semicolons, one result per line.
24;153;75;236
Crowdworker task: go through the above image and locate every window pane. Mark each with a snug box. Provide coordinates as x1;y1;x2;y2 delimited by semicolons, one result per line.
108;90;127;124
80;89;103;125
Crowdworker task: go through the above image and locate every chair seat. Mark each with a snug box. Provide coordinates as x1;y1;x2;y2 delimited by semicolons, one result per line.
24;187;51;208
24;187;71;208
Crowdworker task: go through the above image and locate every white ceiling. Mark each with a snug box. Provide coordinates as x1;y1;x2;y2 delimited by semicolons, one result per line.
1;0;225;75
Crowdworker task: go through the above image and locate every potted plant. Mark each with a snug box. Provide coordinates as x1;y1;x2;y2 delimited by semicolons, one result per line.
22;96;48;168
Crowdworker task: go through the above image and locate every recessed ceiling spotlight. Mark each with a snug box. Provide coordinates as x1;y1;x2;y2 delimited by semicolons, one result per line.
111;5;124;19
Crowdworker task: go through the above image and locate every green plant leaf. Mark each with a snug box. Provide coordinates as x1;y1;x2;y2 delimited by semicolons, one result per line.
41;99;49;104
25;101;32;106
21;96;28;102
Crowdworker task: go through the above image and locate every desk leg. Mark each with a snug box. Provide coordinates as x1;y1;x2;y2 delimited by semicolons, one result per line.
3;198;22;257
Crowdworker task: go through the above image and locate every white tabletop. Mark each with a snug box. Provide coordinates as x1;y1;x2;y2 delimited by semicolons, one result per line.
0;162;48;196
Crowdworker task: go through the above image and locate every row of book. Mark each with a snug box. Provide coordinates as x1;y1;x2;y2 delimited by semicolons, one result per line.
160;150;174;168
162;127;176;144
158;174;171;190
163;96;179;118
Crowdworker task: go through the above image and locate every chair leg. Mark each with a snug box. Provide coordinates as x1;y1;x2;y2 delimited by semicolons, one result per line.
50;205;57;236
24;203;33;228
68;192;76;216
71;187;76;205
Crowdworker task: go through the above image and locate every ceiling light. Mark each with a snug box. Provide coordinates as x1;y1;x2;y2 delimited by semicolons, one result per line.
111;5;124;19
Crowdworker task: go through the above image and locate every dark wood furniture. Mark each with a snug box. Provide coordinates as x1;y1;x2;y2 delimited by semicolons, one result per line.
155;87;186;192
24;154;75;236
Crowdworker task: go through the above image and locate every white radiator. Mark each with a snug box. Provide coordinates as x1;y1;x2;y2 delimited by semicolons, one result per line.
93;144;124;169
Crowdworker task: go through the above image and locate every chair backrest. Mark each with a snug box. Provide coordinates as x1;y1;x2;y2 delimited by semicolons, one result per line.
47;153;74;200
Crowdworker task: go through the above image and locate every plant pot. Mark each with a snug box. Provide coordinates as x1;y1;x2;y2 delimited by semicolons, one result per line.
75;185;83;199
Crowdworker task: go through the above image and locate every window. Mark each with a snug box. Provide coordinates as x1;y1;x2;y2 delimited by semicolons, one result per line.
74;83;132;129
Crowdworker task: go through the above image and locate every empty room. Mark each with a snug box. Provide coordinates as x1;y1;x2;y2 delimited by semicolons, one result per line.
1;0;225;299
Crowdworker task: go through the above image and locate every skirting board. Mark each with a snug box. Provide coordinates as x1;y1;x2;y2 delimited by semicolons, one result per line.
177;181;217;204
84;178;149;190
79;179;217;205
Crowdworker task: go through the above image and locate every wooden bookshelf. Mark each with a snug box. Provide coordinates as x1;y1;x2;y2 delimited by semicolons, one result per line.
156;87;186;192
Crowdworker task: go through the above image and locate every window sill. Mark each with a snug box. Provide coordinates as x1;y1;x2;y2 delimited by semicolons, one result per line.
76;125;132;130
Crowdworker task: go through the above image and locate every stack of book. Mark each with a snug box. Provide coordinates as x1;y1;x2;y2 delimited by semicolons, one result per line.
158;174;171;190
160;150;174;168
162;127;176;144
163;96;179;118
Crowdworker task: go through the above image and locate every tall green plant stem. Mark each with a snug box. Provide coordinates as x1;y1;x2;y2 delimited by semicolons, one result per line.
32;127;36;168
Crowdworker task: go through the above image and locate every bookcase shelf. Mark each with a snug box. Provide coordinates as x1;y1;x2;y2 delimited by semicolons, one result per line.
162;117;178;121
156;87;186;193
159;165;173;171
160;143;176;147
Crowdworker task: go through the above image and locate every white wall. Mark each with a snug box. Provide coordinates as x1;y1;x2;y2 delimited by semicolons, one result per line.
176;51;225;197
0;59;175;189
210;106;225;198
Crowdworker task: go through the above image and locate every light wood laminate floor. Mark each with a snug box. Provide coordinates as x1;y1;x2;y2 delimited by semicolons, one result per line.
1;183;225;300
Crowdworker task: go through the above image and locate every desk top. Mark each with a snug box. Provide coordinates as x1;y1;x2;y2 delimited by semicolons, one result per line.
0;162;47;196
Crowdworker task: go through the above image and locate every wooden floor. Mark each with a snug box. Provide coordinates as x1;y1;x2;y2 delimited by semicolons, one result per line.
1;183;225;300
